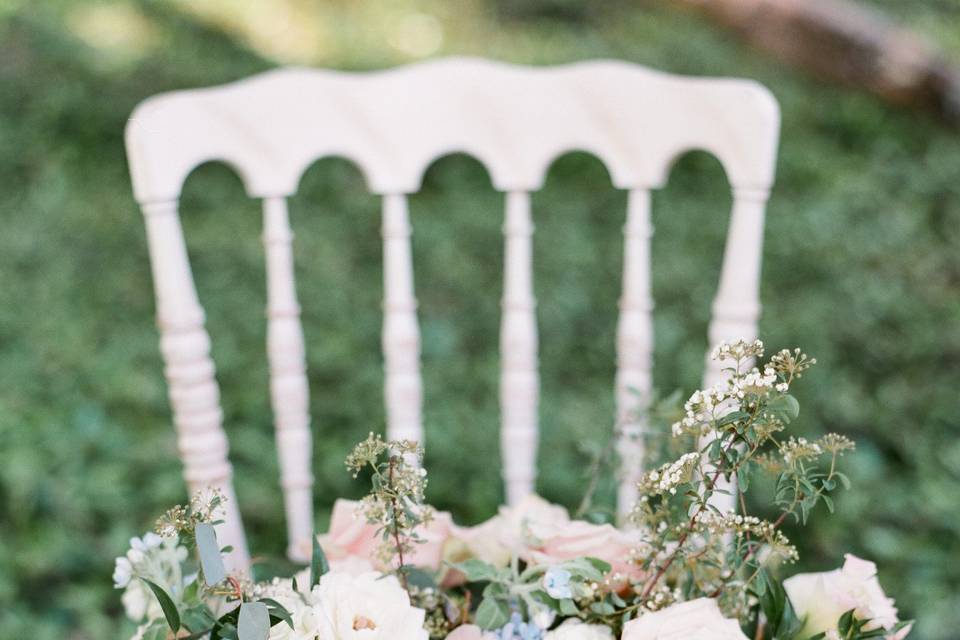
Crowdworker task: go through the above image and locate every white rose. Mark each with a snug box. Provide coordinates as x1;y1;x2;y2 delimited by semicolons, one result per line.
784;554;911;640
544;619;614;640
260;580;322;640
311;571;428;640
622;598;748;640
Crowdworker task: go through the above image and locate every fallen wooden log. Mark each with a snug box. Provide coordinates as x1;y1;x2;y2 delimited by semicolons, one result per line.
672;0;960;123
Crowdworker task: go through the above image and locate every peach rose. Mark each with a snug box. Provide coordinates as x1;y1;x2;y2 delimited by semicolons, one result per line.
622;598;748;639
446;625;497;640
316;499;455;571
784;554;911;640
449;494;570;568
524;519;646;581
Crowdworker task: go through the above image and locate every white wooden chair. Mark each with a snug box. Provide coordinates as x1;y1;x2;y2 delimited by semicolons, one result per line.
125;57;779;571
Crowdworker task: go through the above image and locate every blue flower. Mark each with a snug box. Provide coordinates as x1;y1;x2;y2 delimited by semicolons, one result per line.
543;567;573;600
497;612;544;640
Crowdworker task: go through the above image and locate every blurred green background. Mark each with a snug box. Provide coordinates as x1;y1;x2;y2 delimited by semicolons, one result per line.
1;0;959;638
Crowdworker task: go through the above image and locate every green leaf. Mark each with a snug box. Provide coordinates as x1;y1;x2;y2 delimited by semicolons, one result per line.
768;394;800;423
475;597;510;630
559;598;579;615
755;569;806;640
450;558;502;582
141;579;181;633
822;494;835;513
310;535;329;587
238;602;271;640
737;463;752;493
402;566;437;589
581;556;612;575
257;598;294;630
195;522;227;586
210;608;240;640
140;620;170;640
835;472;852;490
482;581;509;599
182;604;217;633
837;609;856;636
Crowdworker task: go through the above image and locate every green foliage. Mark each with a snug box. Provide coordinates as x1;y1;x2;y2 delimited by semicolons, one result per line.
141;579;180;634
754;571;804;640
0;2;958;639
237;602;270;640
450;556;610;631
195;523;227;587
309;536;329;589
346;435;432;587
631;342;852;621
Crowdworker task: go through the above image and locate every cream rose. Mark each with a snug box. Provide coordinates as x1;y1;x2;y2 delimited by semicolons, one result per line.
313;571;428;640
267;571;428;640
544;619;614;640
784;554;911;640
622;598;748;639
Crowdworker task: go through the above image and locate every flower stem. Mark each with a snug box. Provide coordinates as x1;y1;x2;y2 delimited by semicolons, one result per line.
387;455;409;592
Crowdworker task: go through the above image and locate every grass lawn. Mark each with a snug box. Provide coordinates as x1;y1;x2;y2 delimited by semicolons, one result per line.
0;1;958;638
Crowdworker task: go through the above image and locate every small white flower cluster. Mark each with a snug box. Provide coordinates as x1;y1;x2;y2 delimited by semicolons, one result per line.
672;386;732;436
693;512;798;562
770;348;817;380
637;453;700;497
154;487;227;539
781;437;823;465
630;584;681;615
113;533;190;623
817;433;856;456
673;340;798;437
711;339;765;363
733;365;783;397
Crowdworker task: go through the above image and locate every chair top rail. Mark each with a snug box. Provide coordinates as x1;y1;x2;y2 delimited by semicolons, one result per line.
126;57;779;203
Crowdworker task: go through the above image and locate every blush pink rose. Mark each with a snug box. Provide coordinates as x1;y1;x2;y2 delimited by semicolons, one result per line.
622;598;748;639
316;499;455;571
524;519;646;581
446;625;497;640
447;494;571;569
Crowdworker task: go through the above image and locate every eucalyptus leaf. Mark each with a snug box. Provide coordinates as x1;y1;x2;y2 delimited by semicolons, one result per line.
238;602;271;640
195;522;227;586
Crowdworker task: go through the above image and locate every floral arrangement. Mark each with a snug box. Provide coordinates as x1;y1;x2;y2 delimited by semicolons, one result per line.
114;340;913;640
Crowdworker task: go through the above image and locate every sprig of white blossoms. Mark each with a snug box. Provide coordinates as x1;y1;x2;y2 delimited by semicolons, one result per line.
672;340;814;438
693;512;799;562
781;437;823;465
113;533;190;623
710;339;765;362
637;452;701;497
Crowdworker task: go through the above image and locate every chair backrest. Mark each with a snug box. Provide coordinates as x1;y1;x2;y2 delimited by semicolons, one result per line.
125;57;779;569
